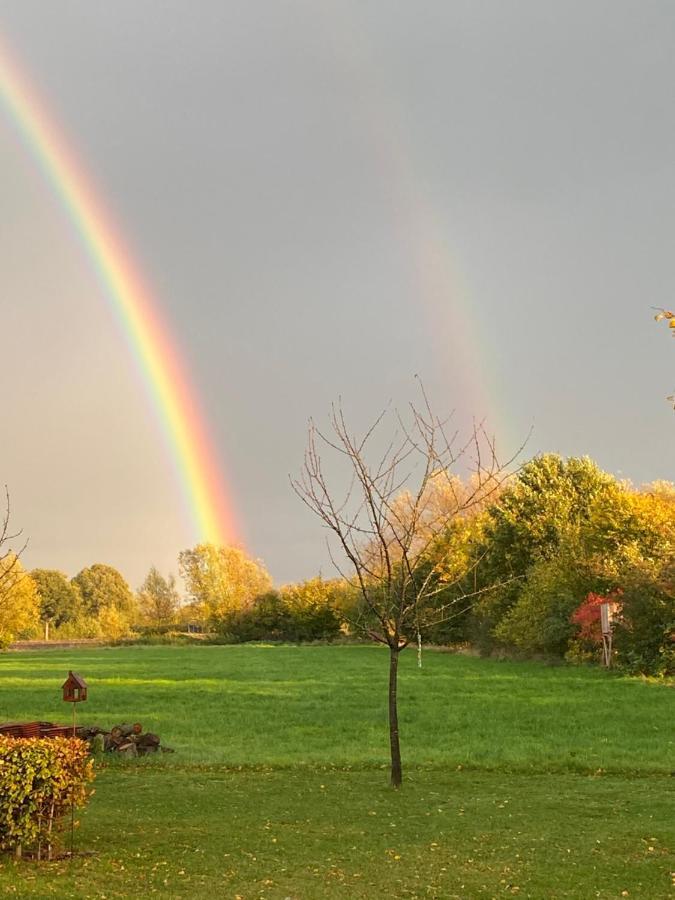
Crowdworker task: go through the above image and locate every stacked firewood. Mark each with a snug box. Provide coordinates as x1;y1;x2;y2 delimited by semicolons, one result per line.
76;723;173;756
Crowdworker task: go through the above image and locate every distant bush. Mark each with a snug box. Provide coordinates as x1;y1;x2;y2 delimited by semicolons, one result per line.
0;737;94;860
565;564;674;677
51;608;133;642
131;623;178;636
222;587;342;643
613;579;674;677
50;617;100;640
119;631;204;647
493;555;591;657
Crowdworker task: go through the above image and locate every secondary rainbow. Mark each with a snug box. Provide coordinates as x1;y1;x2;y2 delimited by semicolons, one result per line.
0;38;239;547
323;7;512;449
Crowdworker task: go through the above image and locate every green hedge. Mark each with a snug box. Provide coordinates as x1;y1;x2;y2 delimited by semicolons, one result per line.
220;591;342;643
0;737;95;860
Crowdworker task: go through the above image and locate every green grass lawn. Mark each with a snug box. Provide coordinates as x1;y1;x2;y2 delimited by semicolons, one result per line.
0;645;672;898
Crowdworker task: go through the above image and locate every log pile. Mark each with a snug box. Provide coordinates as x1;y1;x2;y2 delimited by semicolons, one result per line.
76;722;173;756
0;721;173;756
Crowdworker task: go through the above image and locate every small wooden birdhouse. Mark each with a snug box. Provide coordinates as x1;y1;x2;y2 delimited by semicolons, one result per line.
62;671;87;703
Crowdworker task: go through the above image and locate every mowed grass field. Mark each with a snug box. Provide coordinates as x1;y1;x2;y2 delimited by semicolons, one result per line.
0;645;672;898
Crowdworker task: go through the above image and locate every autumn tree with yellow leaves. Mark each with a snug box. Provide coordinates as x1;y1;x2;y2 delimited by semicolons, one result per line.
0;488;37;647
178;543;272;629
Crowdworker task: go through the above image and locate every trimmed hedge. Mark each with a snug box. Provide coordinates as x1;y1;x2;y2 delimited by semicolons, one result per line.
0;737;95;860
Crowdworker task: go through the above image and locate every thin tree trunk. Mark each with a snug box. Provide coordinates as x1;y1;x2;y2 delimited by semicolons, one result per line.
388;646;402;788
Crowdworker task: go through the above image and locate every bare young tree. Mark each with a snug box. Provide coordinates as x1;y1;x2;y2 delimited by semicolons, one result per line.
292;389;517;788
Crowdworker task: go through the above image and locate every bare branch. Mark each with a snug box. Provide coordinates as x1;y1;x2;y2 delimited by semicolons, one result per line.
293;384;523;647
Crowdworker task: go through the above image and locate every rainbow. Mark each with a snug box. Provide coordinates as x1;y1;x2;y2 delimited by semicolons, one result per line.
0;37;239;547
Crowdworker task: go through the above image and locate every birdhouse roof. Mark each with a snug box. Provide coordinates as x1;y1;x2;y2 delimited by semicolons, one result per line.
62;671;87;689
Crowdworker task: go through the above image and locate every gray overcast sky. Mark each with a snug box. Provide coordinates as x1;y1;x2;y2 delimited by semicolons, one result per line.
1;1;673;589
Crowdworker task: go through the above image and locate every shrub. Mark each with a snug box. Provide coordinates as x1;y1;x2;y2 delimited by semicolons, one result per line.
567;566;674;676
0;737;95;860
613;581;674;677
131;623;178;636
223;588;342;643
51;616;101;640
493;555;591;657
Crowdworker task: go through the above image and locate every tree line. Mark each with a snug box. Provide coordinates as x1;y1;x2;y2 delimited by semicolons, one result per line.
0;453;672;676
0;546;344;647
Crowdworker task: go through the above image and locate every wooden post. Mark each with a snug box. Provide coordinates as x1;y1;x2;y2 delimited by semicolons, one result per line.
600;603;614;668
61;671;88;859
70;703;76;858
